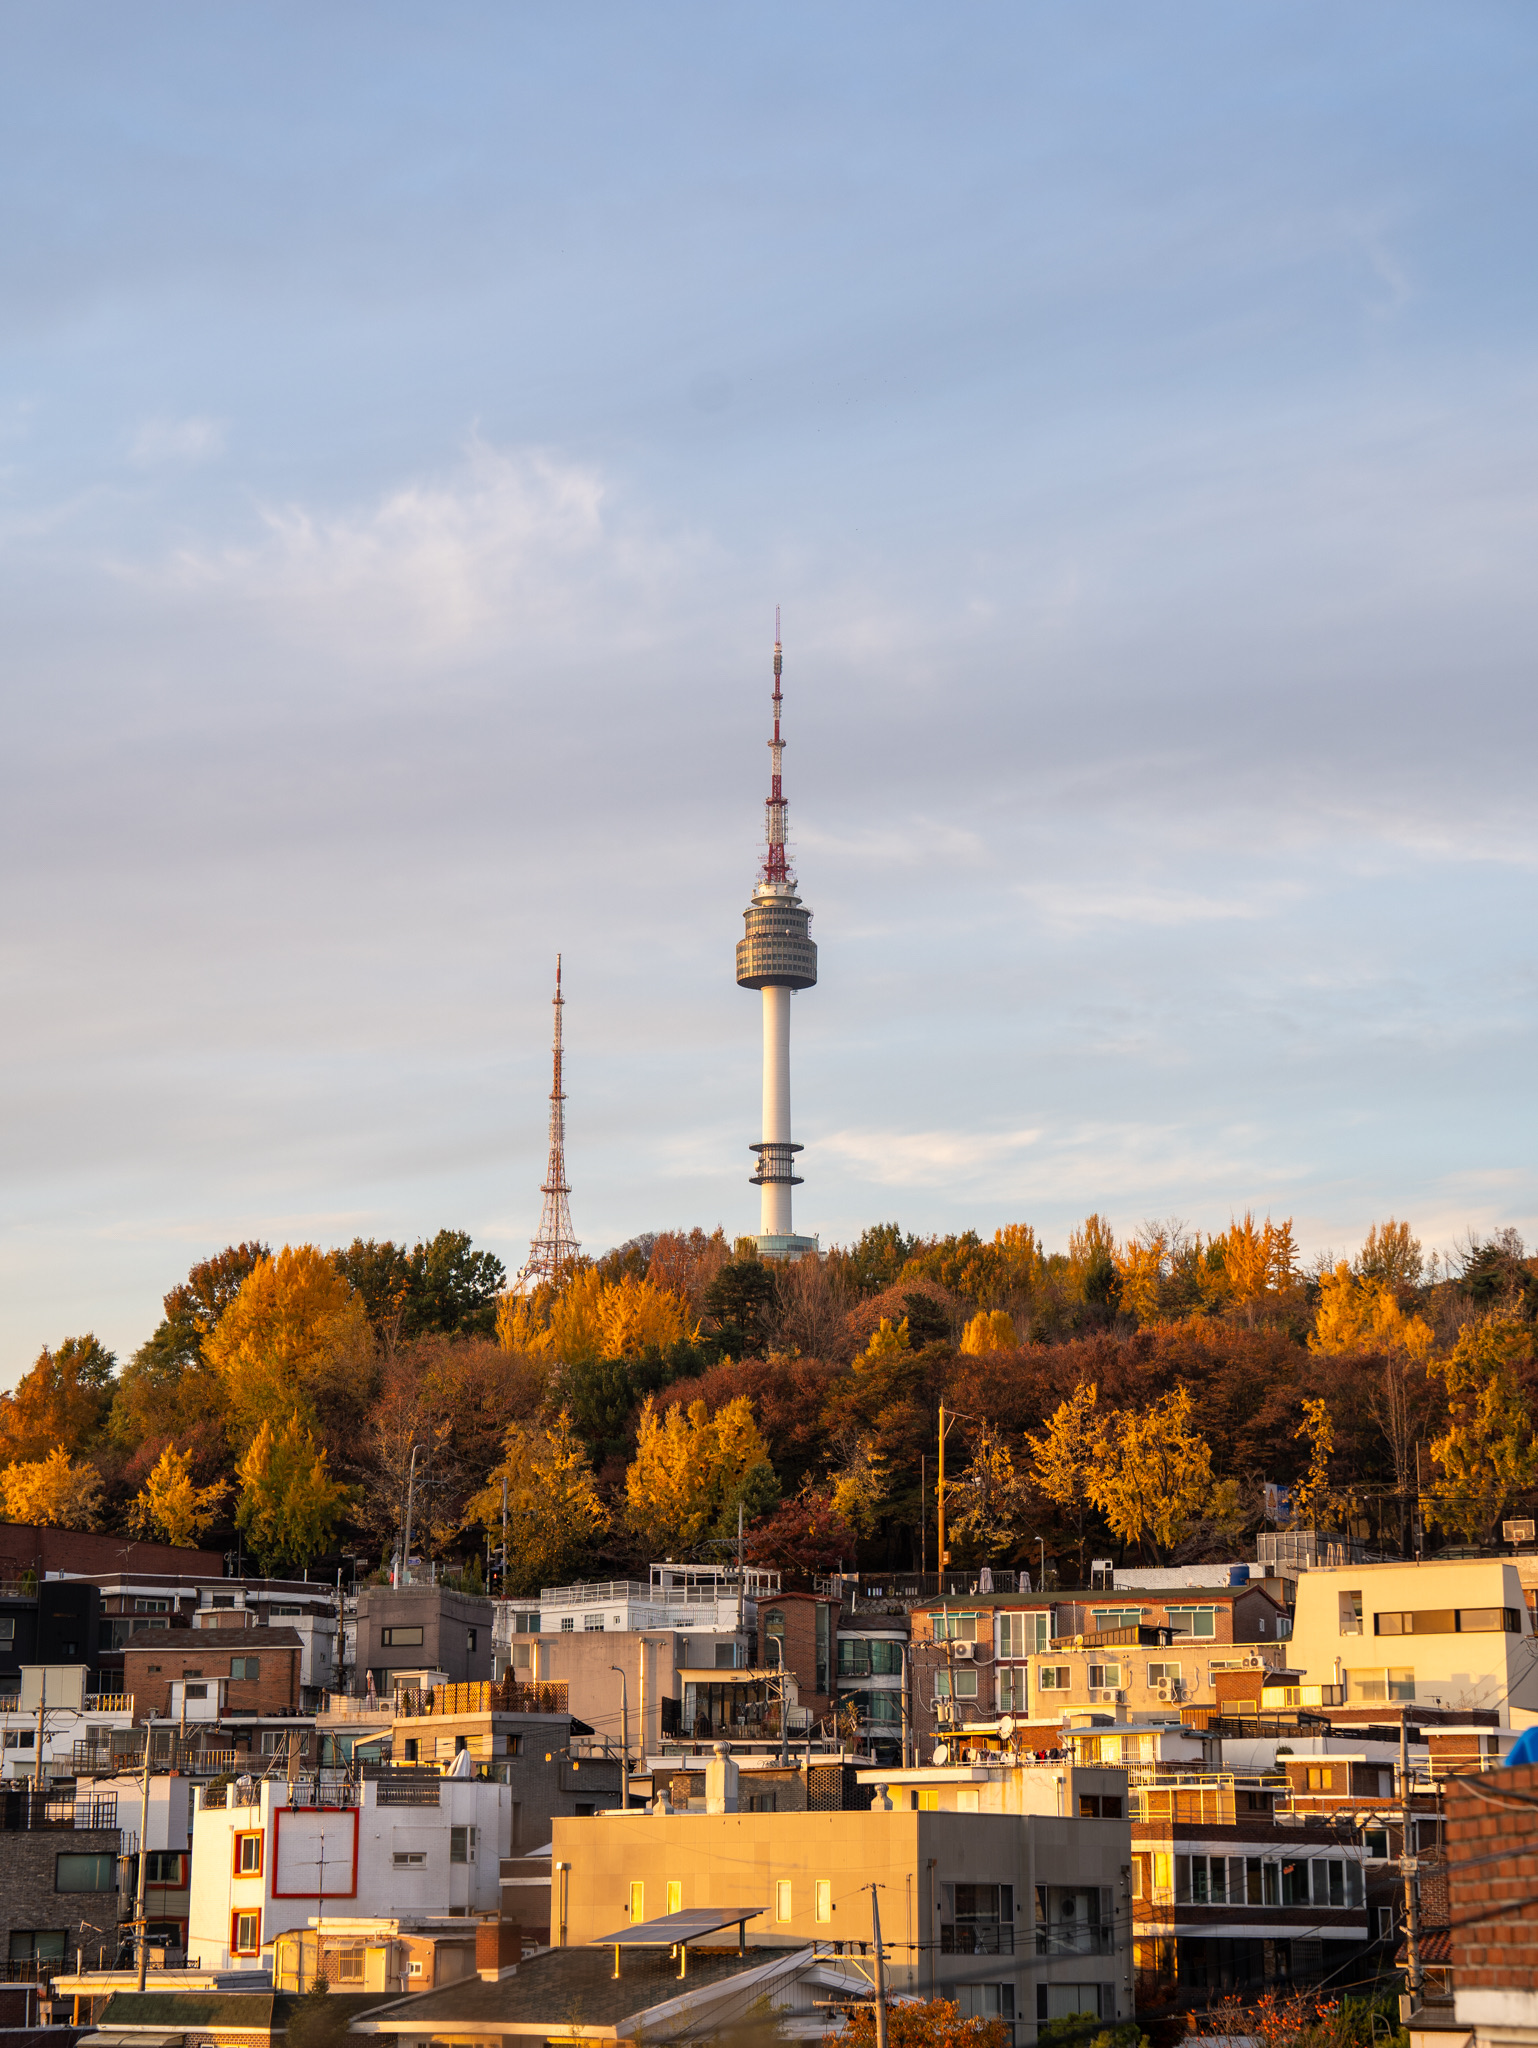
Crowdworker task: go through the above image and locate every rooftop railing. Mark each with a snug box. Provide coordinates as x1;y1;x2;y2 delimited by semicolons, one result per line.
0;1792;119;1832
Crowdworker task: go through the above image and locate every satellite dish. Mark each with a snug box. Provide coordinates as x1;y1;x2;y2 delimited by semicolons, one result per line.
998;1716;1016;1740
932;1744;950;1766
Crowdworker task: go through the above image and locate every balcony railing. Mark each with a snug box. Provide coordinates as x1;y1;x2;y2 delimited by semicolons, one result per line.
0;1792;119;1832
538;1580;649;1607
1035;1926;1114;1957
83;1694;134;1714
940;1924;1016;1955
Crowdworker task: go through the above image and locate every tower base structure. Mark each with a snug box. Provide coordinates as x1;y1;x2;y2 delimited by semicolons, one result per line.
755;1232;821;1263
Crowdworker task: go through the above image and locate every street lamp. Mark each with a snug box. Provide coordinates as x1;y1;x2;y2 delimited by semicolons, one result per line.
610;1666;631;1810
769;1636;788;1767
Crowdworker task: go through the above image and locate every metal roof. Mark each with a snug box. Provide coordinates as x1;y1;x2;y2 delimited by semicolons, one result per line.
592;1906;765;1946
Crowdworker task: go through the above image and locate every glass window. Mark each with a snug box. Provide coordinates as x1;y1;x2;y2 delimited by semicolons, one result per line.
235;1834;262;1875
146;1852;181;1884
1166;1606;1217;1638
231;1658;259;1681
56;1854;115;1893
815;1880;832;1923
667;1881;681;1915
1147;1662;1181;1684
1348;1670;1387;1702
334;1950;363;1982
629;1882;644;1922
379;1627;424;1648
1388;1669;1416;1701
392;1851;426;1868
450;1827;475;1865
232;1911;261;1955
933;1613;978;1642
561;1617;573;1632
1459;1607;1520;1633
184;1684;207;1700
1037;1665;1071;1690
1087;1663;1122;1689
1364;1829;1389;1859
1090;1609;1142;1632
776;1879;792;1921
9;1932;66;1964
870;1640;903;1675
1339;1592;1363;1634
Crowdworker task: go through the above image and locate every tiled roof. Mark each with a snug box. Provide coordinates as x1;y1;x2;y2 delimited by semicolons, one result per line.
120;1627;304;1651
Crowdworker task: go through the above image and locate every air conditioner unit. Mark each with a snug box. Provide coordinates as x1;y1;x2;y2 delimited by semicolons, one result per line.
952;1643;975;1660
1154;1679;1172;1701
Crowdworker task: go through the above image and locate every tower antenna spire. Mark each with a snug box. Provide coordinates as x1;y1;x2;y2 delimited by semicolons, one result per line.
519;954;580;1286
763;604;790;886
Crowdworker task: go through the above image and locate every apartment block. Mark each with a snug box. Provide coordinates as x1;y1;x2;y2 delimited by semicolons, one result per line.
355;1589;493;1693
121;1627;303;1723
552;1795;1133;2038
0;1790;122;1985
1288;1560;1538;1721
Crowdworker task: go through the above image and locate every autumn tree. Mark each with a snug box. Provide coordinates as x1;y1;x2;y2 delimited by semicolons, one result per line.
744;1485;857;1579
838;1222;920;1297
959;1311;1017;1355
110;1244;266;1455
0;1336;116;1464
334;1229;506;1345
1310;1264;1432;1360
126;1446;229;1549
1;1449;104;1528
1083;1385;1215;1562
644;1227;732;1315
496;1268;694;1367
1357;1218;1424;1292
829;1436;890;1543
1291;1398;1340;1533
829;1995;1009;2048
464;1410;608;1595
625;1394;779;1553
1211;1213;1299;1323
1426;1317;1538;1544
234;1413;350;1573
948;1423;1034;1562
702;1257;778;1357
206;1245;376;1453
1025;1383;1102;1580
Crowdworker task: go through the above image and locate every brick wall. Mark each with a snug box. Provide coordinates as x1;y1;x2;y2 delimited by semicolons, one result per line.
122;1629;301;1721
0;1523;224;1582
758;1593;835;1722
1444;1759;1538;2003
0;1829;121;1973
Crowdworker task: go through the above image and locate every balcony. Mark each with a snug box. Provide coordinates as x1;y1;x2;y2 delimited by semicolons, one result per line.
1035;1925;1114;1957
0;1792;119;1831
941;1923;1016;1955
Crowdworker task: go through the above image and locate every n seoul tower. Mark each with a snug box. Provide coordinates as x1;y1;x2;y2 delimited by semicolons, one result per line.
735;611;819;1260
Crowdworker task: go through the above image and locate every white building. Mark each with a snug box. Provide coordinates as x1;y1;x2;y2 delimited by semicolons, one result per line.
187;1773;510;1969
494;1564;780;1671
1288;1558;1538;1721
0;1664;134;1781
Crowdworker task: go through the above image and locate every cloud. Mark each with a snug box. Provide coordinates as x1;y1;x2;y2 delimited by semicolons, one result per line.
129;416;226;465
821;1124;1043;1187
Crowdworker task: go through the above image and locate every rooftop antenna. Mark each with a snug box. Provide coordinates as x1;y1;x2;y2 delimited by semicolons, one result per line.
519;955;580;1285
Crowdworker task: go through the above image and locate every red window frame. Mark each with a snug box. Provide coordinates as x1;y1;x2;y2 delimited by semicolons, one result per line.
233;1830;264;1878
231;1907;262;1955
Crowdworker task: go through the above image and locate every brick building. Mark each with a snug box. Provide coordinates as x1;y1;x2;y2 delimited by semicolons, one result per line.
758;1590;837;1729
0;1795;121;1984
1437;1758;1538;2044
0;1522;222;1584
121;1626;302;1723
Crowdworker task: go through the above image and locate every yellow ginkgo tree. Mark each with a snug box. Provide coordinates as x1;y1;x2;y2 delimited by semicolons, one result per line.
0;1448;103;1529
126;1446;230;1549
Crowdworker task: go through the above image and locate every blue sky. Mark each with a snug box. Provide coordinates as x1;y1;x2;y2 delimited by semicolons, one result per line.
3;4;1537;1383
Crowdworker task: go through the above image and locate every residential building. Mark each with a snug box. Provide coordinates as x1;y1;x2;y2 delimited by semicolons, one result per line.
0;1524;223;1589
121;1627;304;1725
186;1768;509;1969
494;1563;779;1658
315;1686;622;1851
0;1582;101;1691
73;1985;403;2047
1287;1559;1538;1721
549;1779;1133;2037
1;1665;135;1784
270;1914;483;1993
77;1770;195;1956
759;1590;839;1729
83;1574;340;1703
835;1616;909;1762
906;1585;1289;1739
355;1588;493;1694
0;1783;122;1988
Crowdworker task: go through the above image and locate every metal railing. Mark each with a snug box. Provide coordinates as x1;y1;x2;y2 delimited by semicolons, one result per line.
538;1580;649;1606
375;1776;439;1806
83;1694;134;1714
0;1792;119;1832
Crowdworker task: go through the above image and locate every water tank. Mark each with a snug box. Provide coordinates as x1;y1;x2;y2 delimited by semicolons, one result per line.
1229;1564;1250;1587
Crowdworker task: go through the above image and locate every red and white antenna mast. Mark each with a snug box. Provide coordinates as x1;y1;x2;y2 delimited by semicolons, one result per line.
519;955;580;1286
763;604;791;887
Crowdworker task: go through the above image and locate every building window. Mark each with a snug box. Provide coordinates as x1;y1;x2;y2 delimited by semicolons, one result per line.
392;1851;427;1868
1339;1591;1363;1634
1089;1608;1142;1632
934;1669;978;1699
183;1683;208;1701
146;1852;182;1885
234;1833;263;1876
1165;1606;1217;1638
629;1882;645;1922
379;1627;424;1648
467;1628;478;1650
55;1854;116;1893
9;1933;66;1966
815;1880;832;1924
998;1667;1027;1713
231;1910;261;1956
1086;1663;1122;1690
135;1598;170;1613
231;1658;259;1681
998;1612;1048;1657
918;1790;940;1811
1376;1607;1520;1636
0;1618;15;1643
450;1827;477;1866
958;1985;1015;2026
583;1616;605;1631
941;1882;1014;1954
334;1950;364;1982
776;1880;793;1922
932;1613;978;1643
1037;1666;1071;1691
1364;1829;1389;1859
1147;1662;1181;1687
667;1881;682;1915
561;1618;574;1633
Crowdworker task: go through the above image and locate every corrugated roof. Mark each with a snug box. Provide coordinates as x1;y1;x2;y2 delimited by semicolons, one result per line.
120;1627;304;1650
356;1946;791;2033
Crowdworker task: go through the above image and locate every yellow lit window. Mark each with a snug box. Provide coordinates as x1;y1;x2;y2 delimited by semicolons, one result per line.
667;1881;682;1915
815;1880;832;1924
1306;1767;1330;1791
918;1789;940;1811
629;1882;644;1923
776;1879;793;1922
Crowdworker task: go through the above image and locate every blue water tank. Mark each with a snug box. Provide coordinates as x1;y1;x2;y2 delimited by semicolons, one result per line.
1229;1564;1250;1586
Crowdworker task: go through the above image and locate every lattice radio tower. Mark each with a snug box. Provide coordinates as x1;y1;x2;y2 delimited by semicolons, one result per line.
519;955;580;1285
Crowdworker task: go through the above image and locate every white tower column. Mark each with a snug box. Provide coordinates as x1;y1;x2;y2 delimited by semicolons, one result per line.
761;985;793;1237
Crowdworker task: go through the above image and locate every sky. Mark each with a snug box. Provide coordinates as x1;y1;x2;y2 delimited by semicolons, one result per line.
3;4;1537;1386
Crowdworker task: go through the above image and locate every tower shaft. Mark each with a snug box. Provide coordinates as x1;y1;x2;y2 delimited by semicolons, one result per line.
760;985;793;1237
520;955;579;1286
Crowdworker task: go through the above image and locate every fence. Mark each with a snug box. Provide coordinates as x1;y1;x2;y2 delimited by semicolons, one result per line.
0;1792;119;1832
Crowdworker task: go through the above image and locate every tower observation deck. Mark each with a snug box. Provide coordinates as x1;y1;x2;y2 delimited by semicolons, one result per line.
735;613;819;1261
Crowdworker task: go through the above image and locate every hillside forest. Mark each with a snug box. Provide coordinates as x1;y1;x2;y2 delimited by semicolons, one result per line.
2;1215;1536;1593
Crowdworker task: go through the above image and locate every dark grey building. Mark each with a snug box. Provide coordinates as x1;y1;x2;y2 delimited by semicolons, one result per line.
0;1790;120;1984
356;1586;493;1692
0;1584;100;1693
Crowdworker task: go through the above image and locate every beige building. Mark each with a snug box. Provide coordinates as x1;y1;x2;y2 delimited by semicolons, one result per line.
1287;1560;1538;1721
551;1773;1132;2038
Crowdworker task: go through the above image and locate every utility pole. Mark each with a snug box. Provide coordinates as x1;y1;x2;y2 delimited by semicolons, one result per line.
33;1672;47;1792
134;1730;152;1990
870;1885;890;2048
611;1667;631;1809
501;1474;508;1594
401;1443;420;1589
920;1455;926;1578
772;1637;789;1767
937;1407;947;1587
1400;1709;1423;2007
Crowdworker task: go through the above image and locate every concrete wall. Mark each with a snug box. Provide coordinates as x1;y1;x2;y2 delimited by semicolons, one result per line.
551;1806;1131;2037
521;1630;702;1753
